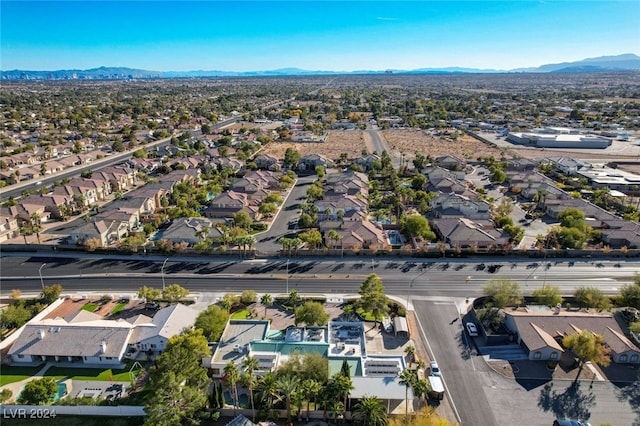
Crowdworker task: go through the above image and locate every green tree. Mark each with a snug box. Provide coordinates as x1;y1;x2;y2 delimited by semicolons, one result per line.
562;330;611;379
302;378;323;421
17;377;57;405
162;283;189;303
411;174;427;191
328;229;341;250
358;273;388;325
299;229;323;250
398;369;415;415
295;301;330;326
242;356;259;422
224;361;240;415
194;305;229;341
403;215;435;241
260;293;273;317
138;286;161;302
404;345;416;363
340;358;351;378
574;287;612;311
240;290;257;305
619;274;640;309
352;395;389;426
143;328;211;426
0;303;33;329
277;375;300;423
327;373;353;415
233;211;253;230
284;148;301;168
482;278;522;308
532;284;563;307
41;284;62;304
112;139;125;152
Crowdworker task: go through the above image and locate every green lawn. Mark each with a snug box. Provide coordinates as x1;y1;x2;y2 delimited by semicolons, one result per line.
356;308;378;321
81;303;99;312
45;362;142;382
110;302;127;315
0;365;44;386
231;309;251;319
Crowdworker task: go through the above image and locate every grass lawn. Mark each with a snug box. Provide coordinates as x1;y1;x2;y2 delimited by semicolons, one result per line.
81;303;99;312
0;365;44;386
45;362;142;382
110;302;127;315
231;308;251;319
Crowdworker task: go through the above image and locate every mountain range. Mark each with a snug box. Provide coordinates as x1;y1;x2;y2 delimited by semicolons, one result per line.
2;54;639;80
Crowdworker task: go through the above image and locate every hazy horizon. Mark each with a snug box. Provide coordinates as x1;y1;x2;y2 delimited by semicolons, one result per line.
2;1;639;72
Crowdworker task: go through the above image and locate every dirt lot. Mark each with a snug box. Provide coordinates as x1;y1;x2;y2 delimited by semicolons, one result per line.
262;130;368;161
382;129;504;160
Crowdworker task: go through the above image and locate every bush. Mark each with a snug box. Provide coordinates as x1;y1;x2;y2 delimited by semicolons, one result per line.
240;290;257;305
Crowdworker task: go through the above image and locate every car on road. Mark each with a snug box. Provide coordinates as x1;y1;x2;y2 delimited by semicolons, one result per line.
429;360;441;376
466;322;478;337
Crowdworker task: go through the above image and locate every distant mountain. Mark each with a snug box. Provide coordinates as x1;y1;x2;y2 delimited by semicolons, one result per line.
514;54;640;73
2;54;639;80
0;66;162;80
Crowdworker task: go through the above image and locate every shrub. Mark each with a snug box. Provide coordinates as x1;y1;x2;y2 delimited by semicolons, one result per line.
240;290;257;305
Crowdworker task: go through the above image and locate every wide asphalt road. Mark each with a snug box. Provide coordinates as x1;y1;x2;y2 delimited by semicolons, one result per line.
1;255;637;296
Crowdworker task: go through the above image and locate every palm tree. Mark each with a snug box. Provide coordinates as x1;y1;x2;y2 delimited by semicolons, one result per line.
329;400;345;425
352;395;388;426
404;345;416;364
412;378;431;411
277;375;300;423
224;361;240;415
19;224;33;244
257;371;280;414
328;229;341;250
399;369;415;415
301;378;322;421
260;293;272;318
242;356;259;422
30;213;42;244
328;373;353;412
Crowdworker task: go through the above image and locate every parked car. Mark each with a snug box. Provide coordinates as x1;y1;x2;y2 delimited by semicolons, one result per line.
553;420;591;426
430;360;441;377
466;322;479;337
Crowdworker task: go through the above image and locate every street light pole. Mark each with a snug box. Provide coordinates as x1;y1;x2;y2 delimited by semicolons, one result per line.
39;263;47;289
161;258;169;291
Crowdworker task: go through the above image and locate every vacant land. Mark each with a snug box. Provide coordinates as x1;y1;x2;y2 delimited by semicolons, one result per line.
262;130;367;160
382;129;504;160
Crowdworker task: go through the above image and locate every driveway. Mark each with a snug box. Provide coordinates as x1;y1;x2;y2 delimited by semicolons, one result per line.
255;174;317;254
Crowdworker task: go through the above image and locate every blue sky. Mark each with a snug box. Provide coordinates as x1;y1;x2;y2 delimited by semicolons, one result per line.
1;1;639;71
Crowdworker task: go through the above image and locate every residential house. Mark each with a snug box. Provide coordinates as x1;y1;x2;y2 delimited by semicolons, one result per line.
353;154;381;171
426;176;467;194
68;219;129;247
322;219;389;250
0;214;20;242
434;155;467;171
254;154;280;171
161;217;225;246
599;220;640;249
8;312;134;366
429;193;491;220
298;154;334;171
543;156;589;175
432;217;510;250
315;195;367;219
204;191;256;219
504;310;640;363
128;304;199;360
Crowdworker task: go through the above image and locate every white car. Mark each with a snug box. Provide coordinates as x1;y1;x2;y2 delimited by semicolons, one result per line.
429;360;441;376
466;322;479;337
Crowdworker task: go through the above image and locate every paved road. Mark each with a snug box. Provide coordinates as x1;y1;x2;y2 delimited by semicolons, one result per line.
254;175;317;253
413;299;497;426
1;256;637;296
